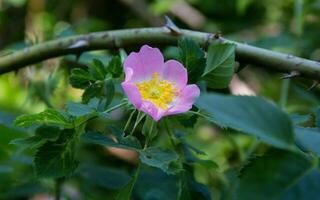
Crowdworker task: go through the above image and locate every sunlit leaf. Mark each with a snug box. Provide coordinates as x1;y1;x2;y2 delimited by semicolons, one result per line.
90;59;107;80
202;43;236;89
139;147;181;174
107;56;123;78
81;131;141;151
295;127;320;155
178;38;206;83
69;68;94;89
79;164;130;190
14;109;73;128
34;129;78;178
236;150;314;200
196;93;295;149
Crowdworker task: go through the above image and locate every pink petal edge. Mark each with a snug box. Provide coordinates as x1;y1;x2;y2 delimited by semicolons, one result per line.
121;82;142;109
123;45;164;82
161;60;188;89
164;84;200;116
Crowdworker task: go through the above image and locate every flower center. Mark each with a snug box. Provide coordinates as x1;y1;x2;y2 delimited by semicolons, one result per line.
136;73;177;109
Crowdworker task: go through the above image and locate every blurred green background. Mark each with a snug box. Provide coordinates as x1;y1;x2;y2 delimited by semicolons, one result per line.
0;0;320;199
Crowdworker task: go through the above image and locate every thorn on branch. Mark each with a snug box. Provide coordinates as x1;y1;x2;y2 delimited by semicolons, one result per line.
308;80;319;91
281;71;300;79
214;31;223;39
68;39;89;49
75;53;82;62
164;15;181;35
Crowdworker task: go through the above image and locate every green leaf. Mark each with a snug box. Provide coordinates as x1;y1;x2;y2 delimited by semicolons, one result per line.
116;164;141;200
10;125;61;150
82;83;103;103
108;126;142;149
35;125;61;141
89;59;107;80
142;116;158;141
66;102;99;126
66;102;96;117
79;164;131;190
315;107;320;127
81;131;141;151
177;170;211;200
236;150;314;200
290;114;311;125
196;93;295;149
279;169;320;200
69;68;93;89
202;43;236;89
34;129;78;178
103;78;115;109
175;112;198;128
295;127;320;155
178;38;206;83
10;136;44;149
139;147;181;174
195;160;219;169
107;56;123;78
14;109;73;128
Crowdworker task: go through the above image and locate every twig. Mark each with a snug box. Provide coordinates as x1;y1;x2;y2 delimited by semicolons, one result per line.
0;28;319;79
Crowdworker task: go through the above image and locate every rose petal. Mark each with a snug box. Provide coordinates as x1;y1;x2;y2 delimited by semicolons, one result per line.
121;82;142;108
161;60;187;89
164;84;200;116
140;101;165;121
124;45;164;82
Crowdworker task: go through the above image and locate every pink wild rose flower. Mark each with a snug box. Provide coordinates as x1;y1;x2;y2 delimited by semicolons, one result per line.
121;45;200;121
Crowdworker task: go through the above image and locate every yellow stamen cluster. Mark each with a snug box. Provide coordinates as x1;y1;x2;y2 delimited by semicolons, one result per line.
136;73;177;109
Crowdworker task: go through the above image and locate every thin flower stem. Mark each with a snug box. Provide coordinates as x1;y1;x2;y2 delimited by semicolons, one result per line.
123;109;136;133
144;137;149;150
103;101;128;113
187;110;210;119
130;111;146;136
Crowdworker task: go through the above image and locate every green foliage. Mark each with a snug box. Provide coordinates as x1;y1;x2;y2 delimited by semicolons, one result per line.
202;43;236;89
79;164;131;190
116;165;141;200
196;93;295;149
295;127;320;155
34;129;78;178
178;38;206;83
81;131;142;151
69;68;94;89
69;57;120;109
178;171;211;200
139;147;181;175
90;59;108;80
279;169;320;200
14;109;73;128
11;125;61;149
236;150;315;200
107;56;123;78
3;0;320;199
